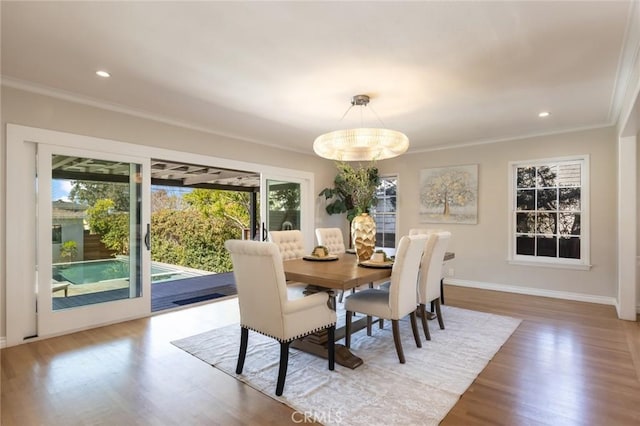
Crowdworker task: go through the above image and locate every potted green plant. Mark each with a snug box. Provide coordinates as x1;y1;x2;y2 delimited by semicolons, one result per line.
319;161;380;261
319;161;379;221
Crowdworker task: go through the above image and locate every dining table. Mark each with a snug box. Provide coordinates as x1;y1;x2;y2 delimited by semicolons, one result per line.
282;251;455;369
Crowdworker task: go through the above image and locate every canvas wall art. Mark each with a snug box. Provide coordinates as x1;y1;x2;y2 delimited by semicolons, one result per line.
419;164;478;224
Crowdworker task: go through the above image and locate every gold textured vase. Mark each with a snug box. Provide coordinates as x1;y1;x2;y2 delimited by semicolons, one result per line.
351;213;376;262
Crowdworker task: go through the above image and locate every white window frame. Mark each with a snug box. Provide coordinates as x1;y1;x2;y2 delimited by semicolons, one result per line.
373;174;398;249
507;155;591;270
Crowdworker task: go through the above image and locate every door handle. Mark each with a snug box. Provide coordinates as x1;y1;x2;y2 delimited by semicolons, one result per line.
144;223;151;250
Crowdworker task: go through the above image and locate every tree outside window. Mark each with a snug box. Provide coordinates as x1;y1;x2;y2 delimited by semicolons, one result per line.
511;157;588;267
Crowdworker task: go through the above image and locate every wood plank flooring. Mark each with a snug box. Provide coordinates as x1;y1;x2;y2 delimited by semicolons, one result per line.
2;287;639;425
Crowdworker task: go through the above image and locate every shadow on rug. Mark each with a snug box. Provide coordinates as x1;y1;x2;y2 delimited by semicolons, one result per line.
172;305;521;426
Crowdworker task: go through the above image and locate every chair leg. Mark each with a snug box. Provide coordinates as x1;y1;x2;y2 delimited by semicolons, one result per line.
338;290;344;303
435;299;445;330
236;327;249;374
440;278;445;304
410;311;422;348
349;289;357;317
419;304;431;341
430;300;435;313
366;315;372;336
379;319;384;329
345;311;353;348
391;319;405;364
327;325;335;371
275;341;291;396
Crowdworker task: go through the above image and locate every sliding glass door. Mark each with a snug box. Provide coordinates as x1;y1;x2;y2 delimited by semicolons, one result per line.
262;178;302;235
36;144;151;337
6;124;314;345
260;173;313;249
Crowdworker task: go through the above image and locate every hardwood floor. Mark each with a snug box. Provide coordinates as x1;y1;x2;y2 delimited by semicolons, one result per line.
2;287;639;425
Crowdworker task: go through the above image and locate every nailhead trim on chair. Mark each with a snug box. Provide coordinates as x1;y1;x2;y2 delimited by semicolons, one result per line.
240;322;337;343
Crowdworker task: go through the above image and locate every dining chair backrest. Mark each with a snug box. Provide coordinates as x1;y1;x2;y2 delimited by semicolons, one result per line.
388;234;428;318
417;231;451;305
315;228;346;254
409;228;447;236
409;228;449;274
225;239;290;339
268;230;306;260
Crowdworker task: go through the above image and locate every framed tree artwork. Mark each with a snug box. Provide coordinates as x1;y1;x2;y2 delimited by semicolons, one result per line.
419;164;478;224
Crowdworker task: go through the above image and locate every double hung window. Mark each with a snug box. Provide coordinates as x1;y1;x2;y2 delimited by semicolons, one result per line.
509;156;589;269
373;175;397;248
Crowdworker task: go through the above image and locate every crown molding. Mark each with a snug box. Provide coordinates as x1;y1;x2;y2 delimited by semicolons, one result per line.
408;122;614;154
0;76;312;157
611;0;640;128
0;73;624;158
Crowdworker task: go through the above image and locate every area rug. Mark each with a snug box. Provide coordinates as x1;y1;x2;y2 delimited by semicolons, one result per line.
172;305;521;425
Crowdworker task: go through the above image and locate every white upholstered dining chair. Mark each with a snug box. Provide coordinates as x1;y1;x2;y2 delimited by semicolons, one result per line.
225;239;336;396
315;227;346;254
415;231;451;340
268;230;306;260
344;234;427;364
315;227;352;301
409;228;450;305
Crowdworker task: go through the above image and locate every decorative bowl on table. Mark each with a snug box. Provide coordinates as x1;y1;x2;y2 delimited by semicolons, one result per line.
303;245;338;261
358;250;394;268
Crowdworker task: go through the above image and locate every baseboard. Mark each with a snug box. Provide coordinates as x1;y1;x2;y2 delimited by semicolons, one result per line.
0;337;6;349
445;278;617;306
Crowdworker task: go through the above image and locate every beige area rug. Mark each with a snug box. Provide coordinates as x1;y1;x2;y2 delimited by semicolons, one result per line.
172;305;521;426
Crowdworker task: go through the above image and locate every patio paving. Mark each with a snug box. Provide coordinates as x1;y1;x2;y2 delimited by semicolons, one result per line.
52;272;237;311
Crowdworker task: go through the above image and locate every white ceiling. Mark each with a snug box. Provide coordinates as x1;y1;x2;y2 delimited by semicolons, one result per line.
1;1;636;156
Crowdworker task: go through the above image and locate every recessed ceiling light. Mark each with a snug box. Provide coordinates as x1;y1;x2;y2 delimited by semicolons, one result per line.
538;111;551;118
96;70;111;78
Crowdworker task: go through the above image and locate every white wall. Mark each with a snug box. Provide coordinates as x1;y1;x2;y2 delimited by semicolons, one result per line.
379;127;618;300
0;85;627;342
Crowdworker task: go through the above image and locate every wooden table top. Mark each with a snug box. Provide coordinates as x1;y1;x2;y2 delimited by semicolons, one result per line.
283;252;455;291
283;253;391;291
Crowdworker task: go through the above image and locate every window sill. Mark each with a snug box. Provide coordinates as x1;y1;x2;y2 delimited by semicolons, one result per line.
508;259;592;271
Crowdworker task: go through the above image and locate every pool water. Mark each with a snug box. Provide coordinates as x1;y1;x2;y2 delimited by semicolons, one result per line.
52;259;197;285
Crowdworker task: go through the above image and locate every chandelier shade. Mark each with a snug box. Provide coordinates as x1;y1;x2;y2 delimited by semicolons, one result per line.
313;128;409;161
313;94;409;162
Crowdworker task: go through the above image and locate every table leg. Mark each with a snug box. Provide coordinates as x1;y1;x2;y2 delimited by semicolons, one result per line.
291;315;372;369
419;306;437;321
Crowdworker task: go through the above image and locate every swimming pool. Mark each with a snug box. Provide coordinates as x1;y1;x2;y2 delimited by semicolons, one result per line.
52;259;198;285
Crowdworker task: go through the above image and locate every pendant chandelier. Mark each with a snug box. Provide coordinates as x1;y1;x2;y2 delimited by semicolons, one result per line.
313;94;409;162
